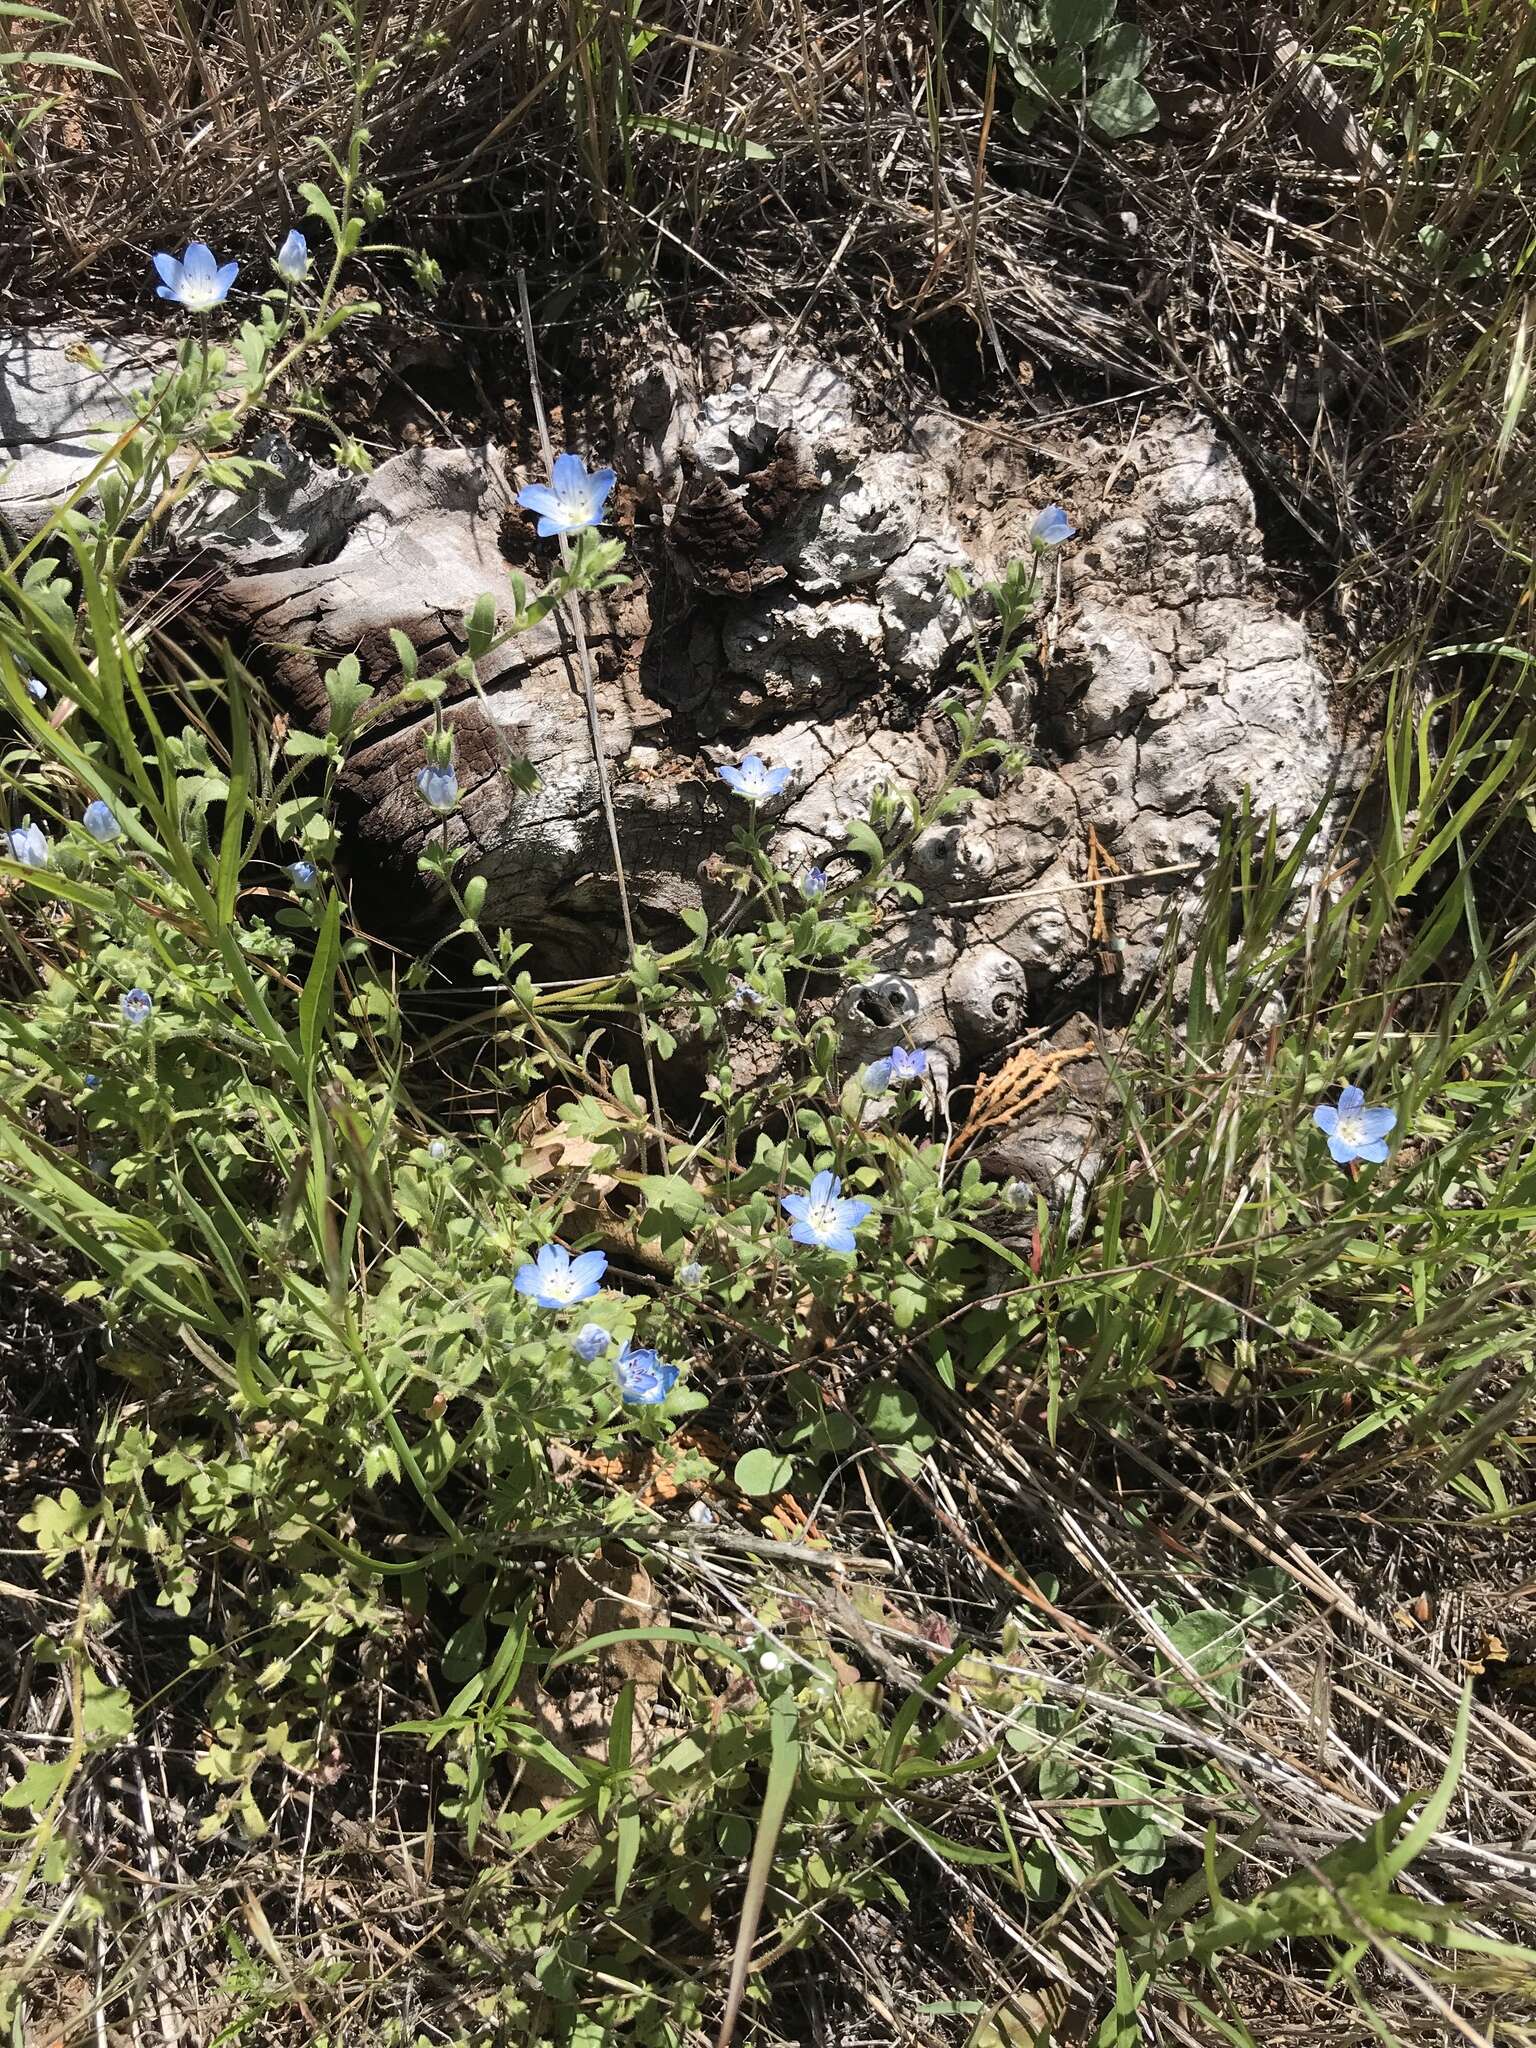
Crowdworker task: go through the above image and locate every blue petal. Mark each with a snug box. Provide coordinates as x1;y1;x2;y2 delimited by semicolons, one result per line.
788;1218;822;1248
214;261;239;298
780;1193;810;1221
1031;505;1076;545
717;765;745;792
586;465;616;511
1356;1139;1390;1164
863;1059;894;1093
808;1170;839;1205
1337;1084;1364;1116
183;241;217;281
1359;1105;1397;1139
837;1199;874;1228
533;515;564;537
518;484;561;518
514;1264;543;1295
741;754;767;779
820;1227;856;1255
1326;1133;1357;1164
536;1243;566;1273
152;252;182;288
552;451;589;494
567;1249;608;1290
1311;1105;1338;1136
155;285;179;301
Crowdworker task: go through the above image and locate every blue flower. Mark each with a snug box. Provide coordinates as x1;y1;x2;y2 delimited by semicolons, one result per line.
152;241;239;312
613;1340;679;1406
1030;505;1076;548
415;764;460;813
862;1046;928;1093
82;800;121;844
677;1261;705;1287
84;1073;101;1090
1313;1083;1397;1167
572;1321;612;1362
727;978;765;1011
6;823;49;869
286;859;317;889
515;1241;608;1310
717;755;791;803
516;452;616;538
802;865;829;899
25;675;45;702
275;229;309;283
120;988;153;1025
427;1138;448;1161
781;1169;874;1255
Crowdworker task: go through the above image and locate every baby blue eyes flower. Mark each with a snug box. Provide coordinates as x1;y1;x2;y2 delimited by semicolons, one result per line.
515;1241;608;1309
415;764;460;813
516;452;616;538
25;676;45;702
1313;1083;1397;1166
677;1261;705;1287
82;800;121;843
427;1138;448;1160
802;866;829;899
84;1073;101;1090
286;859;317;889
120;989;153;1025
613;1340;679;1406
1030;505;1076;548
152;241;239;311
275;229;309;282
863;1046;928;1093
780;1170;874;1256
717;754;791;803
572;1322;612;1362
6;823;49;869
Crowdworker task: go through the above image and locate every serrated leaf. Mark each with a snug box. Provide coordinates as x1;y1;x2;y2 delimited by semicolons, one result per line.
81;1667;134;1744
0;1757;73;1811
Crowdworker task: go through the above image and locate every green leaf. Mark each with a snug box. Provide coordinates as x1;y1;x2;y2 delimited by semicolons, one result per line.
299;890;342;1077
1087;74;1157;139
630;114;773;160
0;1757;73;1811
1156;1609;1244;1710
635;1174;709;1232
1090;21;1147;78
1042;0;1115;47
0;47;116;71
300;181;344;246
734;1448;793;1497
81;1666;135;1744
464;592;498;660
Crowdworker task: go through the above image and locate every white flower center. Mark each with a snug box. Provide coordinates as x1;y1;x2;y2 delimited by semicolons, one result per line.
1335;1112;1367;1146
805;1201;840;1237
554;490;592;525
544;1267;581;1302
179;276;222;310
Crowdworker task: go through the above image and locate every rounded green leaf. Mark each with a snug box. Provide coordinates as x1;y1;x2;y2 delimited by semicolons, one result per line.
734;1448;793;1497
